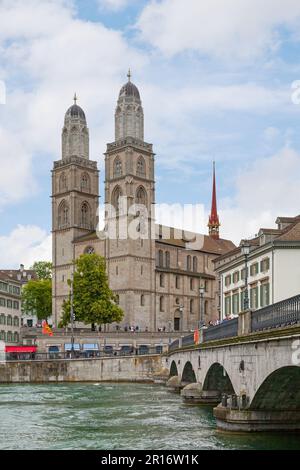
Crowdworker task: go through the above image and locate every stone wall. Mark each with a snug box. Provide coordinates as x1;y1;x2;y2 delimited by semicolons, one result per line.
0;354;163;383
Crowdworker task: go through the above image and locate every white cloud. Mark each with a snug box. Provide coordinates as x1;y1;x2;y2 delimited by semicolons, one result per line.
219;147;300;244
0;0;146;209
137;0;300;59
97;0;131;11
0;225;51;269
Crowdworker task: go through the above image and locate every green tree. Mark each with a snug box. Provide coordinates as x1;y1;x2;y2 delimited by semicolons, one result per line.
59;253;123;327
30;261;52;280
22;279;52;320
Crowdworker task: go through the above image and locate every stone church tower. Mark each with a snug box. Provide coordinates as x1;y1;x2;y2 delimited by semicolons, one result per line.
104;71;157;330
52;96;99;325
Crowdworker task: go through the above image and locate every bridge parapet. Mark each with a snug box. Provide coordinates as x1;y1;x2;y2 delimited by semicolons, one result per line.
168;294;300;352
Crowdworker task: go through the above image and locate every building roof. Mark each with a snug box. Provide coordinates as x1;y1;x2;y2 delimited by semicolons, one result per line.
276;220;300;242
119;71;141;100
0;269;36;284
73;225;236;255
65;104;86;121
214;215;300;265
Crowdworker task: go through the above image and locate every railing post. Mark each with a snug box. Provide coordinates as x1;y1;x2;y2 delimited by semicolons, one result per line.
238;310;252;336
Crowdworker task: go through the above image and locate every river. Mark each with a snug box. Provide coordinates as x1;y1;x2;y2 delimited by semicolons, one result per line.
0;383;299;450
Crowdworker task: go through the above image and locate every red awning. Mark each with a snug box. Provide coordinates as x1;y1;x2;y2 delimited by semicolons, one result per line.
5;346;37;353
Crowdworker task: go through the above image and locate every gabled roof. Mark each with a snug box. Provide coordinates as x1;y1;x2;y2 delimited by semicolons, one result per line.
73;225;236;255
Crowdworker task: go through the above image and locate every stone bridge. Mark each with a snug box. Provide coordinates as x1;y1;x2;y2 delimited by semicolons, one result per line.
164;301;300;432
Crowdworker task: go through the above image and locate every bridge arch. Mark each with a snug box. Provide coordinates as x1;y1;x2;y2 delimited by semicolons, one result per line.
170;360;178;377
203;363;235;395
250;366;300;411
181;361;196;384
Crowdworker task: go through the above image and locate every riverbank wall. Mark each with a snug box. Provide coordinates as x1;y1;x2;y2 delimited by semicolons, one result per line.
0;355;163;383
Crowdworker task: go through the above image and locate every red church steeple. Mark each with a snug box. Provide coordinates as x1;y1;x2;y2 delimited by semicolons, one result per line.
208;161;220;240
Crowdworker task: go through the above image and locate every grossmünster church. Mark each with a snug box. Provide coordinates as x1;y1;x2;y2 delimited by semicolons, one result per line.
52;72;235;331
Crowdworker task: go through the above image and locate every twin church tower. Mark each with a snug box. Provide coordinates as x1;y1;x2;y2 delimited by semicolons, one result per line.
52;73;229;332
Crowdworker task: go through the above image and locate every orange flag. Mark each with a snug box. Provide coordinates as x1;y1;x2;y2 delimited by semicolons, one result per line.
42;320;53;337
194;329;199;345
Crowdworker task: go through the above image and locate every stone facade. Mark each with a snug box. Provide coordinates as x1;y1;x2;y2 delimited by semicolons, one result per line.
52;76;235;331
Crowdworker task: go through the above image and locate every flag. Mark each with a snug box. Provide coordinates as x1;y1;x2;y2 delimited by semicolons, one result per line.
42;320;53;337
194;329;200;345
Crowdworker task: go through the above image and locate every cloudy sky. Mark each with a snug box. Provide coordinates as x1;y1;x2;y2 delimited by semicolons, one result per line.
1;0;300;268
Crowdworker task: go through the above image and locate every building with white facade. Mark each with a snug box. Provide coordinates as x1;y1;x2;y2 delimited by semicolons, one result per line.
213;215;300;318
0;272;23;344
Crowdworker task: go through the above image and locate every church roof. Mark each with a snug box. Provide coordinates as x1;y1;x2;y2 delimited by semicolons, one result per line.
73;225;236;255
65;104;86;121
119;81;140;100
119;70;140;100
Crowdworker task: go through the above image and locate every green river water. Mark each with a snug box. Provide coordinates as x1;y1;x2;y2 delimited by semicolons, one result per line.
0;382;299;450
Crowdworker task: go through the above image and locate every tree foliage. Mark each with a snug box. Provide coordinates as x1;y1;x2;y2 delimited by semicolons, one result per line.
60;253;123;327
30;261;52;280
22;279;52;320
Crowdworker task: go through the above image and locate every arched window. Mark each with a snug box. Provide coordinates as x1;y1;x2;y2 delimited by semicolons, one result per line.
7;331;13;343
160;274;165;287
158;250;163;267
175;276;180;289
115;294;120;305
193;256;198;273
0;331;5;341
190;278;194;290
58;200;69;229
112;186;122;212
13;332;19;343
159;296;165;312
114;157;122;177
141;294;145;306
13;316;19;327
205;300;208;316
165;251;170;268
187;255;191;271
81;202;90;228
0;314;5;325
136;186;147;206
137;157;145;176
80;173;90;191
7;315;12;326
59;173;67;192
190;299;194;313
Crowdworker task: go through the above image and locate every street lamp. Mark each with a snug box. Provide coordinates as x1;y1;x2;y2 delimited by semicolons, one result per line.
70;269;83;358
70;271;75;358
179;305;184;332
241;241;251;311
199;285;205;328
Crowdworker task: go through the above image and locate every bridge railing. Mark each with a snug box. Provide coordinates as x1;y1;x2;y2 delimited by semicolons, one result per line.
203;318;238;342
251;294;300;332
4;346;163;362
168;339;180;352
181;333;195;347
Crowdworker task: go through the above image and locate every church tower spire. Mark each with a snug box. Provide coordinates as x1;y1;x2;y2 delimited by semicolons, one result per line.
115;70;144;141
208;161;220;240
